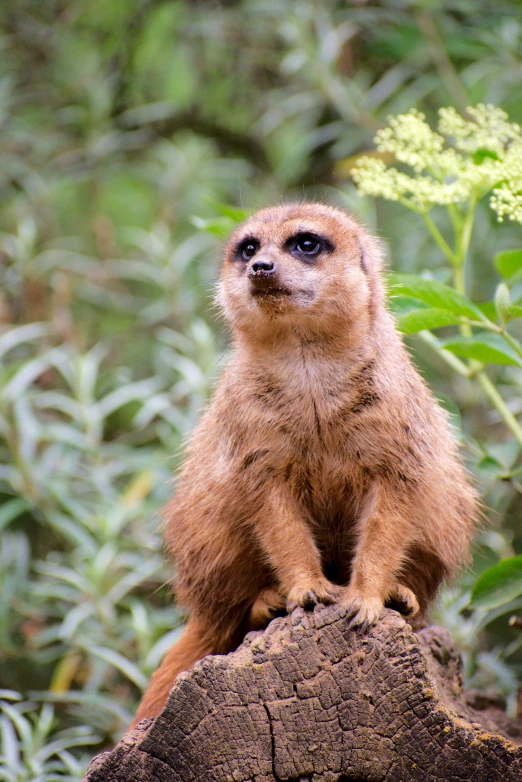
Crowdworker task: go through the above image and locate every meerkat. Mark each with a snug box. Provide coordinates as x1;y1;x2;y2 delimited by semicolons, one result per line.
131;202;479;727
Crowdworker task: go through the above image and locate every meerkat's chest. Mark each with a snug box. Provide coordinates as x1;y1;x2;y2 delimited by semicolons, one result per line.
254;385;372;506
251;371;375;454
243;358;383;506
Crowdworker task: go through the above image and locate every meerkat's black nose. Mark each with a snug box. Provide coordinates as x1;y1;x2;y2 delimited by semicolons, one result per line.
250;259;276;276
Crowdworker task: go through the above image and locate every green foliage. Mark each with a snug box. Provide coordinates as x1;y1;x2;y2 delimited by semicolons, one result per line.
0;692;100;782
441;333;522;367
352;100;522;714
390;274;486;320
495;249;522;281
1;0;522;773
471;557;522;611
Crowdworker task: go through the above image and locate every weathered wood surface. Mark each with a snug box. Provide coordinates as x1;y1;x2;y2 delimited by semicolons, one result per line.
85;605;522;781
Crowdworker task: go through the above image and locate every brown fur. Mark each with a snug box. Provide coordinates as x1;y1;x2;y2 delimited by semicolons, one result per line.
131;203;479;727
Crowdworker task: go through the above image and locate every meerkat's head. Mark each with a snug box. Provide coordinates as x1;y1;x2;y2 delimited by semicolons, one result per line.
217;203;385;345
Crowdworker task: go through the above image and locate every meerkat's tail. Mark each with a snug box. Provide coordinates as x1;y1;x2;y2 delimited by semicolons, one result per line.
130;617;217;728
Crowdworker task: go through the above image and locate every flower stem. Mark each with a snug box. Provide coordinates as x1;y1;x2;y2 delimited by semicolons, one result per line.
420;331;522;447
418;330;472;376
476;371;522;449
450;202;522;447
456;196;476;268
422;212;458;265
500;329;522;363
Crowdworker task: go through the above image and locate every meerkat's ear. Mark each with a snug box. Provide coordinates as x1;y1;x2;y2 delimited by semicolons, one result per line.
356;230;385;276
355;228;387;318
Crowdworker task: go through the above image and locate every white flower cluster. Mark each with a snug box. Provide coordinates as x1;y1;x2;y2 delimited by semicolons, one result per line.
374;109;444;173
490;143;522;222
351;157;469;208
351;105;522;222
439;105;521;156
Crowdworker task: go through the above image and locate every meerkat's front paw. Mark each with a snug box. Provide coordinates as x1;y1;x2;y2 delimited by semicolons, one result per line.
286;576;341;612
341;588;384;631
386;584;420;617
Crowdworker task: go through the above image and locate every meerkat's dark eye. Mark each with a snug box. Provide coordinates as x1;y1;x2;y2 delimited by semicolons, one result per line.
286;232;332;261
237;238;259;261
296;235;321;255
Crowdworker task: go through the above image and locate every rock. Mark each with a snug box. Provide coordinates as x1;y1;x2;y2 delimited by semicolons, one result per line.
84;605;522;781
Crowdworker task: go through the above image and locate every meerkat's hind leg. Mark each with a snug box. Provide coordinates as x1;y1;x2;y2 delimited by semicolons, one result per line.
248;587;286;629
249;580;344;630
385;583;420;617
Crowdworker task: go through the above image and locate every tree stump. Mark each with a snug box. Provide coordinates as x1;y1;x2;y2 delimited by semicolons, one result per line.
84;605;522;781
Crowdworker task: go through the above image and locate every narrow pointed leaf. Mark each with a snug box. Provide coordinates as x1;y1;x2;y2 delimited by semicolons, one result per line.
89;646;148;690
441;333;522;366
396;307;462;334
389;274;486;321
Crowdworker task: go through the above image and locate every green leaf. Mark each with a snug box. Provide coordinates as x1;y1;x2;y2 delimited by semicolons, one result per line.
89;645;148;690
396;307;462;334
441;332;522;366
494;283;511;322
491;286;522;322
477;455;504;476
389;274;485;321
190;215;236;239
473;148;501;164
204;200;250;222
0;322;48;360
389;295;429;315
499;293;522;320
508;306;522;320
494;249;522;280
471;556;522;610
476;301;497;321
0;499;30;533
0;691;22;701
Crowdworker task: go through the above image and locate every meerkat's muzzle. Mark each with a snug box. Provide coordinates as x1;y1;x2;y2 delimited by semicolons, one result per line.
248;258;290;297
248;258;276;279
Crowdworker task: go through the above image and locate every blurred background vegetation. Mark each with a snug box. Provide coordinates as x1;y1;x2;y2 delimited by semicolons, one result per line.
1;0;522;777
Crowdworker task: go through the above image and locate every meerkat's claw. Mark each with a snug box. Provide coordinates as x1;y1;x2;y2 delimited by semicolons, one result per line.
287;589;326;612
386;584;420;617
286;578;340;612
342;590;384;631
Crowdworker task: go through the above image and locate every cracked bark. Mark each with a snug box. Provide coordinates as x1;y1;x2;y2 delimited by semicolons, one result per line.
84;606;522;782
